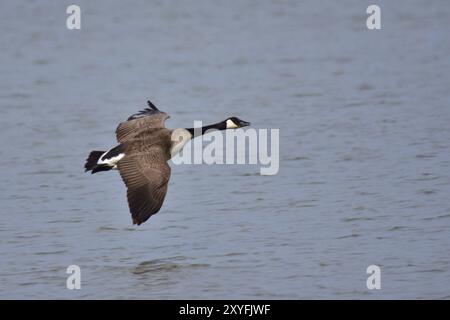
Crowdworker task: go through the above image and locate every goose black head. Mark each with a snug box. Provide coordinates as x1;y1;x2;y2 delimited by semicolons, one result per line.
225;117;251;129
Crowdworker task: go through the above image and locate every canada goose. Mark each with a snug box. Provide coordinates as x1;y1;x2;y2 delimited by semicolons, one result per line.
84;100;250;225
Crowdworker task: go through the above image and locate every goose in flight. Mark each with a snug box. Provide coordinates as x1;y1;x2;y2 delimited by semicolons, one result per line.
84;100;250;225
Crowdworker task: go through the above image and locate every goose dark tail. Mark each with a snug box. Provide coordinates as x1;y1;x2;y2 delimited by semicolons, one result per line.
84;150;105;173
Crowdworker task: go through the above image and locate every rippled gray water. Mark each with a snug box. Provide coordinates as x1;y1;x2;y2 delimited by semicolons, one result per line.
1;0;450;299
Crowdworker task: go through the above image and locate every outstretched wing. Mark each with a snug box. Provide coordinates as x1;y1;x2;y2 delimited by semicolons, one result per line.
116;100;169;143
117;150;171;225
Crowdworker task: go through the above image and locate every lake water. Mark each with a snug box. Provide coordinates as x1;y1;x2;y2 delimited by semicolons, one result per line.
1;0;449;299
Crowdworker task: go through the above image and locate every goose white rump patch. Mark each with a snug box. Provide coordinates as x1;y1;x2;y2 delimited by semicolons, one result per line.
97;152;124;168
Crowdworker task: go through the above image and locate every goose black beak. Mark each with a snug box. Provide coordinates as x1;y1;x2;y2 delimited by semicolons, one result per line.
239;120;251;127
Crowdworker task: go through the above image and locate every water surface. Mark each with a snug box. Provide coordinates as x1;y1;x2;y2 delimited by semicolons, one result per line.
0;0;449;299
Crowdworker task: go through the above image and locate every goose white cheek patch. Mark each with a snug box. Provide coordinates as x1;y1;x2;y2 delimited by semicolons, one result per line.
226;119;239;129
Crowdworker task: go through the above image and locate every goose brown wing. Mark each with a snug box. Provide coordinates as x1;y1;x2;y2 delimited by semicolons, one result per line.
117;151;171;225
116;100;169;143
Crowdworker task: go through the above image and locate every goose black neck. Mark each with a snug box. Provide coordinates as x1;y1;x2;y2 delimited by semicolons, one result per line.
186;121;226;137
